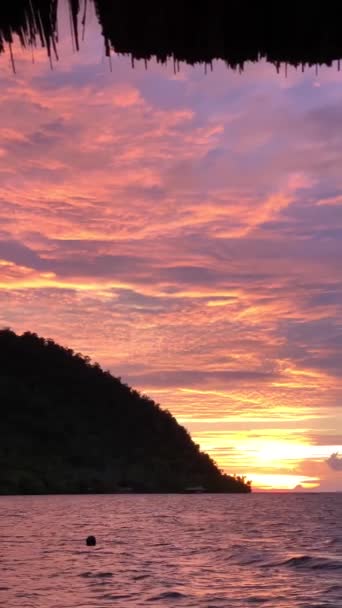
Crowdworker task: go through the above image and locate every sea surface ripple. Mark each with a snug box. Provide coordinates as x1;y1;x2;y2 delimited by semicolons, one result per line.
1;493;341;607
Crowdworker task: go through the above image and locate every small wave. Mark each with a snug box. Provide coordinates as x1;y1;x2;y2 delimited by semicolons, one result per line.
147;591;187;601
283;555;312;567
327;584;342;592
152;542;171;547
324;537;340;546
269;555;342;571
240;558;264;566
79;571;113;578
102;593;136;600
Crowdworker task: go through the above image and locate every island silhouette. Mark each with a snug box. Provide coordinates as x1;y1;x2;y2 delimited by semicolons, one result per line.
0;329;251;494
1;1;342;71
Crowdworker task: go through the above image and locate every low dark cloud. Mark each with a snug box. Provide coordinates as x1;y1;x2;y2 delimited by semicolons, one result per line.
160;265;220;285
125;368;280;389
326;453;342;471
279;318;342;379
0;240;42;268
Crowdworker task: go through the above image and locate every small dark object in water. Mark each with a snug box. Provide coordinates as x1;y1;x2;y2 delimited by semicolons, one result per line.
86;535;96;546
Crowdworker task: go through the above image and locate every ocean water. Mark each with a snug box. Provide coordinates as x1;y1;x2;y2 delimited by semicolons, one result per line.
0;494;341;607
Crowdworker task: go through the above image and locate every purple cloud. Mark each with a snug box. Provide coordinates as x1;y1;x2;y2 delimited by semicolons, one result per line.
327;453;342;471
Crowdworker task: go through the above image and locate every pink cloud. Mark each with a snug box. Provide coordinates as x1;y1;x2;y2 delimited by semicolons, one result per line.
0;11;341;489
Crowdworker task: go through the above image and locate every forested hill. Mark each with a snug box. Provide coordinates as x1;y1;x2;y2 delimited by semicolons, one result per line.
0;329;251;494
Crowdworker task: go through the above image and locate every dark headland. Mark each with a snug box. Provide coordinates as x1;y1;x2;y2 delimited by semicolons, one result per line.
0;329;251;494
1;1;342;71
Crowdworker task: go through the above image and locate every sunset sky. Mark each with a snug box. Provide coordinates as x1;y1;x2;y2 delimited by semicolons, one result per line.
0;5;341;491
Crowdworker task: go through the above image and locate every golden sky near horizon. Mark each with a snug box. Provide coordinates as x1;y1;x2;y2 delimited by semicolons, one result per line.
0;5;341;490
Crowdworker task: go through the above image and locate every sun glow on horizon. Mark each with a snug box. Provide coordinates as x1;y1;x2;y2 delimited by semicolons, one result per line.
246;473;320;491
